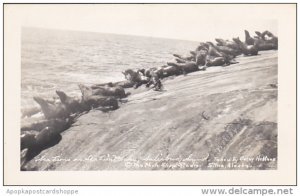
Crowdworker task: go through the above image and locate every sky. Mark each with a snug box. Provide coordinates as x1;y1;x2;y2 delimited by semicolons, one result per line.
9;4;280;42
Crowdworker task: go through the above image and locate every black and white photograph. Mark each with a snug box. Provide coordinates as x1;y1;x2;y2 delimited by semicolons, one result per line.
3;3;296;185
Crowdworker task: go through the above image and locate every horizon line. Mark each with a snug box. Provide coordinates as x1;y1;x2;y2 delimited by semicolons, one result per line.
22;26;202;43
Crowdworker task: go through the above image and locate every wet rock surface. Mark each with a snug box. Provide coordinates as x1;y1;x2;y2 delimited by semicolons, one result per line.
24;50;277;171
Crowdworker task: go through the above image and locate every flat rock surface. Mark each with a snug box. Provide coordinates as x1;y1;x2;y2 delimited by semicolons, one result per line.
25;51;278;170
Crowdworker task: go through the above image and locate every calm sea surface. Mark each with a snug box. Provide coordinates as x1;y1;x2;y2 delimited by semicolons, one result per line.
21;28;198;108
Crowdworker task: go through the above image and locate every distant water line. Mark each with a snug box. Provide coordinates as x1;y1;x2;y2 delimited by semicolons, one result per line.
21;27;198;108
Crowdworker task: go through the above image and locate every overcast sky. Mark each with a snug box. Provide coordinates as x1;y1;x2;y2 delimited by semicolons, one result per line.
13;4;280;42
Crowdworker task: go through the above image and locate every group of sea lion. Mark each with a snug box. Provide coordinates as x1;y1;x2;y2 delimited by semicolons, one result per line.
21;84;130;169
121;30;278;89
20;30;278;170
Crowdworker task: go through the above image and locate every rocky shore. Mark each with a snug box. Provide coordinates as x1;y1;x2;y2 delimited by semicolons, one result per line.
24;50;277;170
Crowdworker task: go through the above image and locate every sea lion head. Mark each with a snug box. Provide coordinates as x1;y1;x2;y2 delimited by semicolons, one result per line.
215;38;226;45
33;96;47;106
244;30;250;35
232;37;241;43
255;31;262;37
206;41;214;46
56;90;68;103
107;82;114;87
21;133;37;150
78;84;93;102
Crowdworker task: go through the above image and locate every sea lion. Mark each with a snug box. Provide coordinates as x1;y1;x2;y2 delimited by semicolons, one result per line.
254;39;278;51
215;38;240;51
21;131;38;150
34;127;62;147
215;38;227;46
173;54;194;61
206;56;226;67
148;67;165;79
122;69;148;88
33;96;70;119
206;42;224;57
122;69;139;81
232;37;258;56
23;127;62;163
257;30;278;50
146;70;163;91
180;62;200;73
200;43;238;66
78;84;119;110
87;96;119;110
195;48;208;66
245;30;277;51
137;68;146;74
261;30;278;43
175;58;187;63
79;84;95;101
143;67;155;78
21;118;73;132
217;45;240;57
160;65;182;77
21;98;61;119
244;30;256;45
167;62;199;74
89;84;129;99
190;51;197;57
56;90;89;113
196;42;209;51
255;31;262;38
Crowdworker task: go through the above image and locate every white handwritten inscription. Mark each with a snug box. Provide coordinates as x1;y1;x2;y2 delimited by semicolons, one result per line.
34;154;276;169
207;155;276;169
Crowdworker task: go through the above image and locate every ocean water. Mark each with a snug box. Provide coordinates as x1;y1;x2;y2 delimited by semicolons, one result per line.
21;27;198;108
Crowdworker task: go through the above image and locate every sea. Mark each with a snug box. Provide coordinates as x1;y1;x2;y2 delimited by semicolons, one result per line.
21;27;198;109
